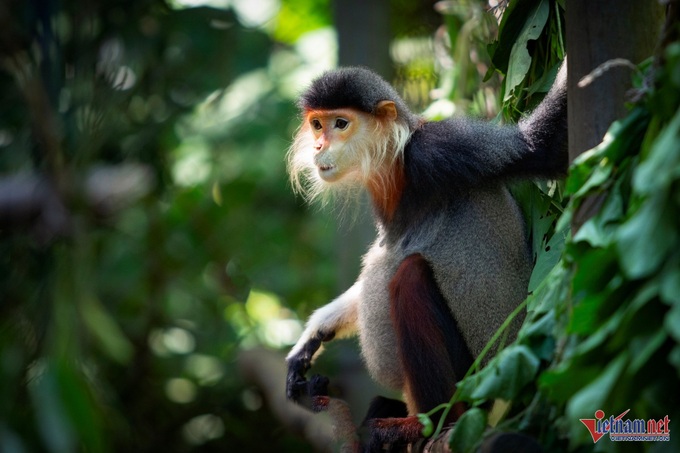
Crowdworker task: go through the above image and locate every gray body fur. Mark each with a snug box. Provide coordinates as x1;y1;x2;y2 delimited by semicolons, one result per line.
358;185;531;390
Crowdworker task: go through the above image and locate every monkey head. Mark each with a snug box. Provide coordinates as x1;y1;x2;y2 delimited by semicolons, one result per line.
288;67;417;204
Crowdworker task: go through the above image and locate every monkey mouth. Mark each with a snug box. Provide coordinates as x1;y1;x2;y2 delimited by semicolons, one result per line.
317;164;339;181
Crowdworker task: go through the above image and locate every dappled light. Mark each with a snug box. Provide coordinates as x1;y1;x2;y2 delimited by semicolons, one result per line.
1;0;677;452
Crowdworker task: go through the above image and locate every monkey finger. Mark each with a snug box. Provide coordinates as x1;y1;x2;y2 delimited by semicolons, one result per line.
285;366;308;401
307;374;329;397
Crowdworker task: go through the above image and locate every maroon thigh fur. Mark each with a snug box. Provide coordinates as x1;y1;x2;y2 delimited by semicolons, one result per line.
388;253;473;414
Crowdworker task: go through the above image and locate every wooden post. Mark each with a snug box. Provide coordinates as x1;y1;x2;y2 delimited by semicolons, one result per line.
566;1;664;230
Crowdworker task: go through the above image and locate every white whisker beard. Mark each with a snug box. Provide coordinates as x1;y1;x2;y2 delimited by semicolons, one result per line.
287;118;411;214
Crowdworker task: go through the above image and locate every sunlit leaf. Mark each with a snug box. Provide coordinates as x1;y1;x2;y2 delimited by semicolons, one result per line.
274;0;331;44
503;0;549;101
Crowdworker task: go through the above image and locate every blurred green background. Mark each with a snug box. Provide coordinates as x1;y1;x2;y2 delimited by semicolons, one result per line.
4;0;677;452
0;0;498;451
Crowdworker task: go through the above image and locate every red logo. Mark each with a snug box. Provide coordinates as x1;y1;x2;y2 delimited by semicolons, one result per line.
579;409;670;443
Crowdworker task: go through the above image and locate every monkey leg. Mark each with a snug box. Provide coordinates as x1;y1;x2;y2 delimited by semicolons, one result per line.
390;253;473;414
360;397;432;452
365;253;474;450
359;397;414;452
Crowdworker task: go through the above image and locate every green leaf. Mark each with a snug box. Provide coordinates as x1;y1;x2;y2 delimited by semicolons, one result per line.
81;295;134;364
628;329;667;374
617;191;678;279
568;292;608;335
661;266;680;305
566;108;649;196
418;413;434;437
509;180;555;256
529;225;567;292
525;261;571;315
571;162;612;200
274;0;332;44
0;426;25;453
460;345;540;401
518;311;557;361
607;281;661;350
570;305;624;354
634;106;680;194
490;0;539;72
29;364;77;453
531;213;556;255
566;354;627;442
669;344;680;375
665;303;680;342
503;0;549;101
572;177;624;248
539;365;602;406
54;361;106;453
448;407;487;453
520;311;555;339
571;247;619;300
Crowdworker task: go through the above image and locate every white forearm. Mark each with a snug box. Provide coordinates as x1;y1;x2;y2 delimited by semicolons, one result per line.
287;280;362;361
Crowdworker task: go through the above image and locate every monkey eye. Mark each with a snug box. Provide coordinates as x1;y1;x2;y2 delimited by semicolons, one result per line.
311;119;322;130
335;118;349;130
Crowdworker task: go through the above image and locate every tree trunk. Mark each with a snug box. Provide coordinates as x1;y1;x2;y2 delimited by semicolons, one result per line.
567;0;664;230
331;0;392;289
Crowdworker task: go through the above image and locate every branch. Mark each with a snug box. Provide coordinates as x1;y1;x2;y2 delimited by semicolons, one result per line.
0;164;154;243
238;348;359;453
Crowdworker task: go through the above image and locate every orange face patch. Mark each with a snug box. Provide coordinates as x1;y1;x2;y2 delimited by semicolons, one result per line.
304;108;362;152
297;105;406;219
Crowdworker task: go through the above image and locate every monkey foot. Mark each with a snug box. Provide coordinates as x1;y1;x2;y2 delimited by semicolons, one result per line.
365;415;423;450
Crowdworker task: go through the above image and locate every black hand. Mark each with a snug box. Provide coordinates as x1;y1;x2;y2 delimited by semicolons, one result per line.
286;358;310;401
286;331;335;402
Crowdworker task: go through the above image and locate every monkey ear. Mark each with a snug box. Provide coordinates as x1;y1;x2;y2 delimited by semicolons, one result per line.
375;100;398;121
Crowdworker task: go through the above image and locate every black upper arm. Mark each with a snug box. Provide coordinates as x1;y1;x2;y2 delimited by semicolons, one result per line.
405;119;529;195
518;78;569;177
403;80;567;198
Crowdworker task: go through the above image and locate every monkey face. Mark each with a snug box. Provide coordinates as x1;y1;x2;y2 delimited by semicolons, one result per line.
304;108;367;183
287;101;409;204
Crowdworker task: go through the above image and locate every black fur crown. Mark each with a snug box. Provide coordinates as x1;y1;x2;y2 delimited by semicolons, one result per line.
299;67;416;126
